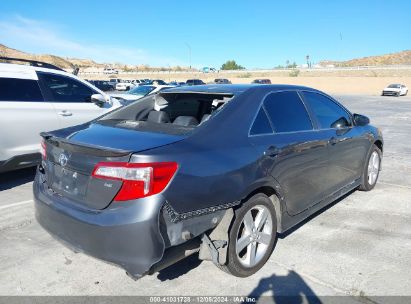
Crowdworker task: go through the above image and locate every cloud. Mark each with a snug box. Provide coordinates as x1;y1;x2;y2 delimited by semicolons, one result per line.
0;15;183;66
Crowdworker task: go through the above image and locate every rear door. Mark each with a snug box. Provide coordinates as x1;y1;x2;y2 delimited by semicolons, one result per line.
37;72;107;128
0;75;59;162
249;91;331;215
301;91;369;193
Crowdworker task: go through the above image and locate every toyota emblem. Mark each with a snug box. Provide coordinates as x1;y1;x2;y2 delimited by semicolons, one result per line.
58;153;69;167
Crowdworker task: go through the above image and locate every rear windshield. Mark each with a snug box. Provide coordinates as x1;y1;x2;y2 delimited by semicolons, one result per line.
98;92;234;135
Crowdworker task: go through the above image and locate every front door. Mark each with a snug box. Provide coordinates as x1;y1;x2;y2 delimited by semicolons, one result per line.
300;91;369;193
37;72;107;128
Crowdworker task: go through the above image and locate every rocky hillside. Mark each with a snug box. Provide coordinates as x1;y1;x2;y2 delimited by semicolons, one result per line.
320;50;411;67
0;44;105;70
2;44;410;71
0;44;77;69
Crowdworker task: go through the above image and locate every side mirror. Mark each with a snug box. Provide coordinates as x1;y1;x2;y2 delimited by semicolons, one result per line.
91;94;106;107
353;114;370;126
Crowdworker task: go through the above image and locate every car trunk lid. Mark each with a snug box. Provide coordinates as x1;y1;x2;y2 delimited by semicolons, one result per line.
41;123;185;210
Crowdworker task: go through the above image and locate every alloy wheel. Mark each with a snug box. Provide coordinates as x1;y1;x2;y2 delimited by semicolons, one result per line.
235;205;273;268
367;151;380;185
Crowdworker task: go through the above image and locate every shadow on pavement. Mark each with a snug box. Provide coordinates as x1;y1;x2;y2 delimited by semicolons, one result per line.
248;270;322;304
0;167;37;191
157;253;203;281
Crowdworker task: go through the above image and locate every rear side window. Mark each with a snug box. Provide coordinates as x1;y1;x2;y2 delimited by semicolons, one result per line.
250;108;273;135
0;78;43;102
263;91;312;133
38;73;96;103
302;92;351;129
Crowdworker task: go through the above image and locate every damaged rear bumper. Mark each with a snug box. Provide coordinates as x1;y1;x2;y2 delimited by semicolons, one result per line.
33;172;166;279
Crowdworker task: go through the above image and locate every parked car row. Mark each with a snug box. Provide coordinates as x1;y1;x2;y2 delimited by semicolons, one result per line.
86;80;115;91
87;77;409;98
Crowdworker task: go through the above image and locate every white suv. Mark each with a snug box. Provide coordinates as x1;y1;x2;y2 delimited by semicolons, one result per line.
0;58;121;173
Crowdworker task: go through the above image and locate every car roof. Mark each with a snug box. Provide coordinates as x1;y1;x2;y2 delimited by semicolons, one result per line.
161;84;316;95
0;62;74;80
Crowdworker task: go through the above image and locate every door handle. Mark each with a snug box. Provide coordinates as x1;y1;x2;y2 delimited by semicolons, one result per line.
329;137;338;145
58;111;72;117
264;146;280;158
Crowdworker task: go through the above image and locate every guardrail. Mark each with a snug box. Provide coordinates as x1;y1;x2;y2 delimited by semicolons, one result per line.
78;65;411;76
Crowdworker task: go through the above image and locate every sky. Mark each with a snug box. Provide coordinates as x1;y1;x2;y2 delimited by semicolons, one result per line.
0;0;410;69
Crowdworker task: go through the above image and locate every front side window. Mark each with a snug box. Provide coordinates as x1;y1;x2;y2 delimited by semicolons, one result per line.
0;78;43;102
302;91;351;129
38;73;96;103
263;91;312;133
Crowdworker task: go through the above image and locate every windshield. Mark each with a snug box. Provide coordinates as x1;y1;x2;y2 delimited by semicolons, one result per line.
388;84;401;88
129;85;155;96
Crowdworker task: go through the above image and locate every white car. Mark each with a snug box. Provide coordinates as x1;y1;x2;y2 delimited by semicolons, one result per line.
103;67;119;74
382;84;408;96
110;85;175;105
115;80;136;91
0;58;122;173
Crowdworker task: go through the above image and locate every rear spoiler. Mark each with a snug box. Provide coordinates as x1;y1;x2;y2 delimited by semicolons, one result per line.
41;132;131;157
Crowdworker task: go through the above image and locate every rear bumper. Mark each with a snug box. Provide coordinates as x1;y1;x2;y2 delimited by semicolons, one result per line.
33;171;166;279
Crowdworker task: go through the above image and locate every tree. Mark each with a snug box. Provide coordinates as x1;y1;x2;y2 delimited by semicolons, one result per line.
221;60;245;70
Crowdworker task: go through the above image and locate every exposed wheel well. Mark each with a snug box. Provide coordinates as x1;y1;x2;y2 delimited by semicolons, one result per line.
246;186;277;201
243;186;283;232
374;140;383;153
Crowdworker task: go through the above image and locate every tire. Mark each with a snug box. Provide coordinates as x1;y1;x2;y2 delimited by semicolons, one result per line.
359;145;382;191
219;193;277;277
396;92;400;97
405;90;408;96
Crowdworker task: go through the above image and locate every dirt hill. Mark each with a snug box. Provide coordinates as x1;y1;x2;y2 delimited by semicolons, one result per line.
0;44;76;69
320;50;411;67
2;44;411;71
0;44;187;71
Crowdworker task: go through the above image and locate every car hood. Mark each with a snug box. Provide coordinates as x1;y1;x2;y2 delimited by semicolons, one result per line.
384;87;400;91
110;93;145;103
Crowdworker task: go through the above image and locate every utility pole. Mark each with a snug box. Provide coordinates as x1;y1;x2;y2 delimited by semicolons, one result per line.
185;43;191;70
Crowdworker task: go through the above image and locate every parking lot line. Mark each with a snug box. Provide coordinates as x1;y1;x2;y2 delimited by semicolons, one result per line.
0;199;33;210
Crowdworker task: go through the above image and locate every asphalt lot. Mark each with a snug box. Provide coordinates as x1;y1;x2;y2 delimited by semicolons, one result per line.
0;94;410;299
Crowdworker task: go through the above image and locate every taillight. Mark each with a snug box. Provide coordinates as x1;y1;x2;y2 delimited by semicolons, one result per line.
40;139;47;160
92;162;178;201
